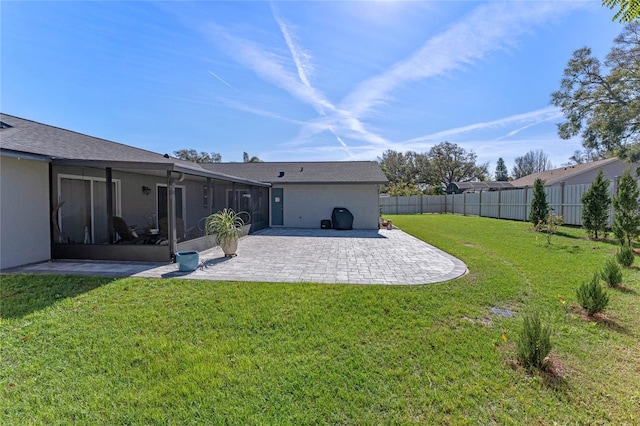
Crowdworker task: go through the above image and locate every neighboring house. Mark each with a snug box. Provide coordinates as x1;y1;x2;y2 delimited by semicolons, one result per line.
0;114;269;269
445;181;514;194
203;162;388;230
0;114;388;270
510;157;639;188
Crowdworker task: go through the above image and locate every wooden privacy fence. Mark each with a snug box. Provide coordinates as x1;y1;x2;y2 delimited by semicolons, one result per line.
380;182;618;226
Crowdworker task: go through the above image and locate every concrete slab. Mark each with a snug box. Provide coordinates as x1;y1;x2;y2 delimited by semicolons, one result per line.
2;228;467;285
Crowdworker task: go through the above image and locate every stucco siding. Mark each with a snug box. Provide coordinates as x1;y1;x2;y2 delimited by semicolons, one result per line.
276;183;380;229
0;156;51;269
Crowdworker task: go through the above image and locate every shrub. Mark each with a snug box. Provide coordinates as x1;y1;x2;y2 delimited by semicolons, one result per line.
576;273;609;316
530;178;550;227
612;168;640;247
581;170;611;239
515;311;552;371
600;257;623;288
616;244;635;267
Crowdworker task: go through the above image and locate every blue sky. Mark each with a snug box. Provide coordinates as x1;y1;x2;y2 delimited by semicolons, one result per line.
1;1;624;174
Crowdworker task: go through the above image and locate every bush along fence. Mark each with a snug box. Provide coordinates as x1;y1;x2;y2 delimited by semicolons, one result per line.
379;181;618;227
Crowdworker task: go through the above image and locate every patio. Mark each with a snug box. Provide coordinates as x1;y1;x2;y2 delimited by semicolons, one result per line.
4;228;467;285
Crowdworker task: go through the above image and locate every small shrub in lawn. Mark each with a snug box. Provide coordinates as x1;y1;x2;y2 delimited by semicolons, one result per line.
576;273;609;316
515;311;552;372
616;245;635;267
601;257;623;288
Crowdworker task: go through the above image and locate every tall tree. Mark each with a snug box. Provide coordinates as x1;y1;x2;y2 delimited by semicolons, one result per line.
243;152;262;162
495;157;509;181
173;149;221;163
551;23;640;161
512;150;553;179
378;150;416;185
581;170;612;239
566;148;605;165
613;168;640;246
530;178;550;227
377;150;431;195
426;142;488;190
603;0;640;22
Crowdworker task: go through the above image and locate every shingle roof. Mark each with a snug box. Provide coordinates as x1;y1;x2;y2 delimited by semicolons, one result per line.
202;161;389;184
510;158;620;187
0;114;268;186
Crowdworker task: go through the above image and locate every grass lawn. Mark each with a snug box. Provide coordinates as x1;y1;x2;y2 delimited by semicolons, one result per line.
1;214;639;424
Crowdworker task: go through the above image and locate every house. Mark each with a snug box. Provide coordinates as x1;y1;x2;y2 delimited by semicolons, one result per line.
202;161;388;229
445;181;514;194
0;114;387;270
510;157;639;188
0;114;270;269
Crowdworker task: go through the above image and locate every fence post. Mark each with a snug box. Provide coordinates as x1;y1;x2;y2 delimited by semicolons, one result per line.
395;195;399;215
420;194;424;214
463;193;466;216
498;188;502;219
523;187;528;222
560;181;565;218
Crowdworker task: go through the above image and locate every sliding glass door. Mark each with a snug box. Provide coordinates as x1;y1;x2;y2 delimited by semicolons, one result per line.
58;175;119;244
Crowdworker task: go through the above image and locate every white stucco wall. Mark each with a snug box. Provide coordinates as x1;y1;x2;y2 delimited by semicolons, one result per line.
274;183;380;229
0;155;51;269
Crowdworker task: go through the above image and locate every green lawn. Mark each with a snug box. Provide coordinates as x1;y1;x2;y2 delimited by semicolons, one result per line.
1;214;639;424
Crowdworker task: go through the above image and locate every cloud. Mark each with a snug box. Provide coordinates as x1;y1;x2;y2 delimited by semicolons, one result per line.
402;106;564;144
203;1;584;161
340;1;584;119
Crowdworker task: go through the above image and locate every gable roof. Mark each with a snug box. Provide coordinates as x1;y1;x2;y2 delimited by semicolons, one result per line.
510;158;620;187
0;114;268;186
202;161;388;184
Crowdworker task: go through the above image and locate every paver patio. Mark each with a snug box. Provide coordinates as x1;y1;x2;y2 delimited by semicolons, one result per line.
4;228;467;285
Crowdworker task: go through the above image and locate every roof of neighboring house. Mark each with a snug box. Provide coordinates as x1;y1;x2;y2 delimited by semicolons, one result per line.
510;157;620;187
448;181;514;193
0;114;268;186
202;161;389;184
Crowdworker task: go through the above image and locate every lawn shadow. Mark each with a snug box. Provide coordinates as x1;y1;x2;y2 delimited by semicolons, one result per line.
540;359;570;394
585;312;630;335
613;284;637;295
0;274;115;319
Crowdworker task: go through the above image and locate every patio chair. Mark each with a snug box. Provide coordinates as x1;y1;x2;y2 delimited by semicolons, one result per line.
112;216;145;244
158;217;190;243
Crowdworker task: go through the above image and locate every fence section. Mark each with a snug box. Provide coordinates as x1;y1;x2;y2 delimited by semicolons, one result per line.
380;182;617;227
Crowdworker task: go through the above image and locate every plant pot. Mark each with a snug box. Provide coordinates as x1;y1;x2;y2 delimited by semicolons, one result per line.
220;239;238;257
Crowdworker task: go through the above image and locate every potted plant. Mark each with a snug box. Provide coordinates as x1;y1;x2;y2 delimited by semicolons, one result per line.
205;208;247;257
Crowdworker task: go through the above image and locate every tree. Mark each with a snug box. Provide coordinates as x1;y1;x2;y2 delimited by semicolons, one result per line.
603;0;640;22
613;167;640;246
243;152;262;162
378;150;431;195
581;170;612;239
495;157;509;181
512;150;553;179
551;23;640;161
530;178;550;227
426;142;488;190
173;149;222;163
378;150;417;185
566;148;606;165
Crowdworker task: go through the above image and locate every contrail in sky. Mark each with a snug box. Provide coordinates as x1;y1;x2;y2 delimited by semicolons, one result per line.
208;70;236;90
